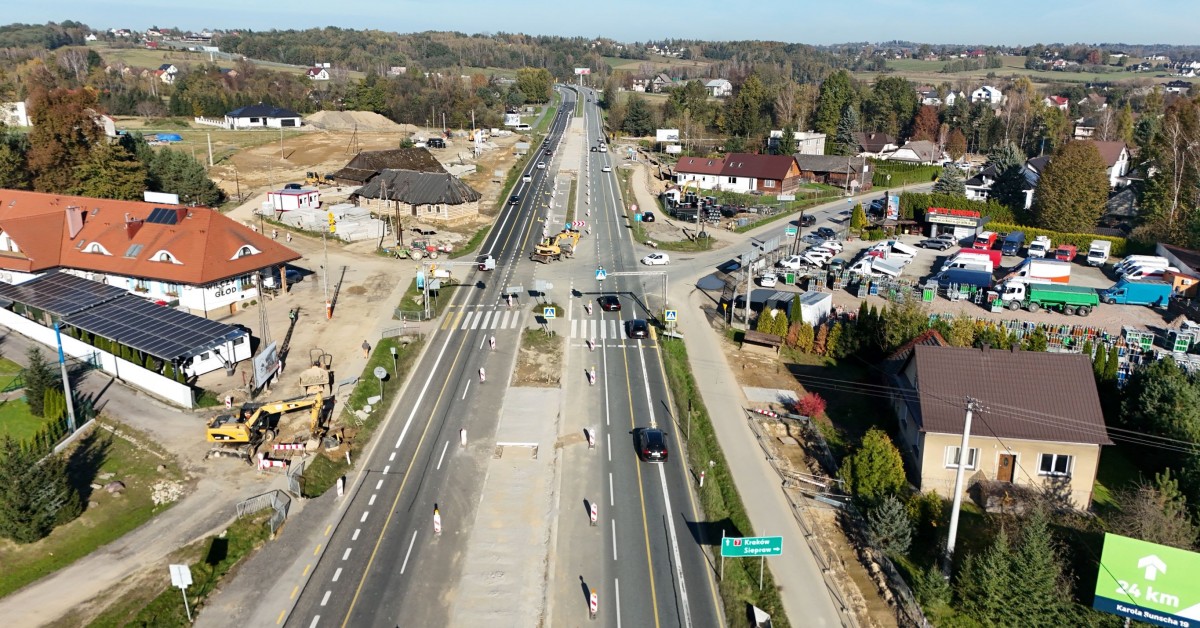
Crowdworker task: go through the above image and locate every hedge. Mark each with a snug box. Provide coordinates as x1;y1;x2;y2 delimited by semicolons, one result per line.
985;222;1152;258
900;191;1018;223
871;161;941;188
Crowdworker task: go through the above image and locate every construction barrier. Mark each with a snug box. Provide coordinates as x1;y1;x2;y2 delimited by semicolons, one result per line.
589;589;598;619
752;408;779;418
433;508;442;536
273;443;306;451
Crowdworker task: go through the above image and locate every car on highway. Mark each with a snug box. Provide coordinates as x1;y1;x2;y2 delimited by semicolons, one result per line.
602;165;612;172
590;146;597;152
537;162;546;169
635;428;669;462
815;226;838;240
918;237;955;250
642;211;656;222
626;319;650;339
777;255;805;270
544;149;552;155
599;295;621;311
798;214;816;227
509;195;520;205
758;273;778;287
641;252;670;265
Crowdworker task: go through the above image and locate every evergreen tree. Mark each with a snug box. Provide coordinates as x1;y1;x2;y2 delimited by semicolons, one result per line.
825;323;843;358
958;528;1018;625
1104;345;1119;382
149;148;226;206
833;103;860;156
1092;342;1108;380
867;494;913;554
43;388;66;422
850;203;866;230
0;436;81;544
838;428;907;508
814;69;855;139
622;95;655;137
24;347;57;418
0;131;31;189
913;563;951;608
776;124;797;155
1033;141;1110;232
71;143;149;201
931;164;965;196
1007;507;1074;624
988;141;1027;173
1022;327;1049;352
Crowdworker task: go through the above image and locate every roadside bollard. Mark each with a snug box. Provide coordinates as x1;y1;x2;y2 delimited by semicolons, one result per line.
590;502;598;526
586;338;594;351
586;429;595;449
699;470;706;488
433;508;442;536
589;589;598;620
459;428;467;448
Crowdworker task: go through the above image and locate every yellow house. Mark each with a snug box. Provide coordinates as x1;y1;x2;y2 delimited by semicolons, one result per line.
890;343;1111;510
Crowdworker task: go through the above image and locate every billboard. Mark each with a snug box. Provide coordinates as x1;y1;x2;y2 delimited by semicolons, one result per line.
886;194;900;221
252;342;280;390
503;113;521;126
665;144;682;154
656;129;680;142
574;68;591;75
1093;533;1200;627
144;191;181;205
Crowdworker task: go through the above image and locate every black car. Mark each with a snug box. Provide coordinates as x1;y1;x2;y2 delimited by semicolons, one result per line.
599;295;621;311
918;238;954;251
815;226;837;240
626;319;649;339
635;428;669;462
509;195;520;205
544;148;553;155
798;214;816;227
427;138;446;149
590;146;597;152
642;211;656;223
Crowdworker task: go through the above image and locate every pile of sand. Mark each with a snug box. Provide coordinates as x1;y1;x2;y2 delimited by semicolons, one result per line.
305;110;418;134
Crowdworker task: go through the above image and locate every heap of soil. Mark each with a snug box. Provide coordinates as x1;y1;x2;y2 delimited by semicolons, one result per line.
305;110;417;134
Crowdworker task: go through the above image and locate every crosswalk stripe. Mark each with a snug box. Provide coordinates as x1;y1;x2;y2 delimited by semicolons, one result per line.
571;319;578;338
598;319;605;340
611;320;619;339
481;311;493;329
460;311;475;330
499;311;511;328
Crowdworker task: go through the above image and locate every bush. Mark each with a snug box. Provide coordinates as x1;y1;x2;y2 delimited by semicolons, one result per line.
796;391;827;417
867;494;914;554
865;228;886;240
901;191;1016;223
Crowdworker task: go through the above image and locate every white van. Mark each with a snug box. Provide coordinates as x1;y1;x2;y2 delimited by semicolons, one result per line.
941;257;993;273
1114;256;1169;273
1117;258;1170;276
515;123;532;131
1123;265;1178;280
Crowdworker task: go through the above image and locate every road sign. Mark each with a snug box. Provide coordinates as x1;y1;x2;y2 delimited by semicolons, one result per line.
721;536;783;557
1093;533;1200;626
785;226;798;236
664;309;678;322
777;194;796;202
595;268;607;282
373;367;387;380
543;306;557;319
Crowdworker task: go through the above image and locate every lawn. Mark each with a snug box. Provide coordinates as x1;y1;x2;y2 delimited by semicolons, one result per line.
0;398;44;442
870;55;1169;86
0;356;22;391
114;117;305;166
0;421;185;599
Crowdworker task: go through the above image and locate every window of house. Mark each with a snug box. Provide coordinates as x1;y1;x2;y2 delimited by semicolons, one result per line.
1038;453;1073;477
135;278;149;291
728;176;738;184
944;446;980;470
124;244;144;258
763;179;776;188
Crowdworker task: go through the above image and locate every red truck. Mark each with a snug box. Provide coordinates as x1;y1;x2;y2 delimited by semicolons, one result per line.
956;248;1002;268
1055;244;1078;263
972;231;998;250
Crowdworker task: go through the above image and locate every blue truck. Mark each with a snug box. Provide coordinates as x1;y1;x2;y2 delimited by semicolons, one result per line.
1098;279;1173;306
1001;231;1025;256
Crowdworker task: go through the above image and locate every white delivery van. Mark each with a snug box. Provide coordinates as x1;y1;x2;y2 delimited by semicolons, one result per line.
1115;256;1169;274
515;123;532;131
1123;264;1178;280
1086;240;1112;266
941;256;994;273
1117;258;1170;276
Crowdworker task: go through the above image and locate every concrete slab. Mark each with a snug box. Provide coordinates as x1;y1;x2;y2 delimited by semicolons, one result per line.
742;386;799;405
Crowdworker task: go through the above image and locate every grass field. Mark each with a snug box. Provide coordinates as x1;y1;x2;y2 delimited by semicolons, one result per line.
0;399;44;442
870;55;1173;86
113;116;305;166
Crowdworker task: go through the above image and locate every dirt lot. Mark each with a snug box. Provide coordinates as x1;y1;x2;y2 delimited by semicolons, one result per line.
513;328;563;387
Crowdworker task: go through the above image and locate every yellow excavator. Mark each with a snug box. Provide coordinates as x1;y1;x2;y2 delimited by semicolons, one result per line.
205;393;327;459
529;228;582;263
305;172;335;186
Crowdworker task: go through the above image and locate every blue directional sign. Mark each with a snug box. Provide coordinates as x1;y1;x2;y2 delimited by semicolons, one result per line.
595;268;607;282
664;309;678;322
543;306;557;320
416;271;425;290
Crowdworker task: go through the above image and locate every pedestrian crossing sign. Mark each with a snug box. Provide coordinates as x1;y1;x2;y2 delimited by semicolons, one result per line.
595;268;607;282
664;309;678;322
543;306;557;319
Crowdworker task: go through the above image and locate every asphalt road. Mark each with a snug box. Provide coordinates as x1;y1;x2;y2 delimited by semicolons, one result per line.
567;86;724;628
283;89;578;628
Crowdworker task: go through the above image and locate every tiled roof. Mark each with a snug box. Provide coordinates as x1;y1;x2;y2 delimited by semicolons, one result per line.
793;154;866;175
1085;140;1127;168
0;190;300;285
906;345;1110;445
853;131;896;153
356;170;481;205
674;156;726;176
226;103;300;119
719;153;795;180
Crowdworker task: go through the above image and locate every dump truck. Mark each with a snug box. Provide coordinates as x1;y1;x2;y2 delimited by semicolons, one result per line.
206;393;327;459
529;229;582;263
991;281;1099;315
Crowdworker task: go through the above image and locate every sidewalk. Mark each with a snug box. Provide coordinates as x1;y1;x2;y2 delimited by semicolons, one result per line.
670;281;847;627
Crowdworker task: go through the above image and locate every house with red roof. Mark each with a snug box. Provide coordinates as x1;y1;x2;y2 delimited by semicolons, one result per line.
673;156;726;190
718;153;801;195
0;190;300;318
1043;95;1070;112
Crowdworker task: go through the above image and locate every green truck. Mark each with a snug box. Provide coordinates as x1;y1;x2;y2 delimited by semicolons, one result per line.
992;281;1100;316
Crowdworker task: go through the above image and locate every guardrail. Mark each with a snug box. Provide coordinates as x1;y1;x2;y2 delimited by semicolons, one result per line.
236;489;292;536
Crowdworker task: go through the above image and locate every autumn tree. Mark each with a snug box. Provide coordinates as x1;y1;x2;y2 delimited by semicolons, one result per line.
910;105;940;142
1032;141;1109;232
945;128;967;160
514;67;553;103
1111;469;1197;550
27;87;103;193
1137;98;1200;245
814;69;855;139
71;143;148;201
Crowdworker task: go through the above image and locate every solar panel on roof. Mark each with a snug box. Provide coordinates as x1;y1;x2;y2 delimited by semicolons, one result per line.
64;295;241;362
0;272;127;316
146;207;179;225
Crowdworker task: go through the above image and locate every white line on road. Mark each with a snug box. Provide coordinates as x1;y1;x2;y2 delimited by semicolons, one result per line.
352;529;360;541
389;451;395;461
479;335;486;350
341;548;352;561
400;530;419;574
368;494;377;506
375;479;383;490
615;578;622;628
309;615;320;628
437;440;449;470
462;379;470;399
360;511;369;523
612;519;618;561
383;465;390;474
332;567;342;582
393;314;467;450
320;590;331;606
606;433;611;461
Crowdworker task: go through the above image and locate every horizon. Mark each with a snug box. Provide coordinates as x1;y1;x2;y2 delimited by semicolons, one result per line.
8;0;1200;47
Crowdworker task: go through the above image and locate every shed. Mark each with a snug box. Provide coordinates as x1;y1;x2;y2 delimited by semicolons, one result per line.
267;188;321;211
797;291;832;324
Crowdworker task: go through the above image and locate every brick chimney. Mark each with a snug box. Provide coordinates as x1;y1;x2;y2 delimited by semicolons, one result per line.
125;214;144;239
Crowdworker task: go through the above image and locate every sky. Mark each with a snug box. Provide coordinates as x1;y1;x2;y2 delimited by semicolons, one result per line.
9;0;1200;46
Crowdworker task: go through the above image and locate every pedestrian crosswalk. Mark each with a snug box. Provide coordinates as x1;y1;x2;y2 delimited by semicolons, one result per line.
441;308;525;331
569;318;622;340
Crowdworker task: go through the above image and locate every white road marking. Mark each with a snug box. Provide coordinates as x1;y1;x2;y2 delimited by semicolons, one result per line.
400;530;419;574
383;465;390;474
332;567;342;582
609;472;614;506
615;578;622;628
437;440;449;470
462;380;471;399
606;432;611;459
360;511;369;523
375;479;383;490
352;528;360;541
479;335;486;350
612;519;618;561
320;590;331;606
392;322;465;449
341;548;352;560
309;616;320;628
481;311;493;329
389;451;395;461
368;494;377;506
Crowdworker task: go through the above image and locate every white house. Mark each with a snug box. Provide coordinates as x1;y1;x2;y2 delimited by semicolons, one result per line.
0;101;29;127
224;103;303;129
1087;141;1131;188
307;66;331;81
705;79;733;98
768;130;826;155
84;33;98;42
674;156;726;190
944;91;966;106
885;140;945;165
970;86;1004;105
267;188;321;211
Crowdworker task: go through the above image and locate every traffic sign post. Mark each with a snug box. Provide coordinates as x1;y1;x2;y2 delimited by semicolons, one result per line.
1093;533;1200;626
595;267;607;283
373;366;387;403
168;564;194;622
721;534;783;590
785;225;798;237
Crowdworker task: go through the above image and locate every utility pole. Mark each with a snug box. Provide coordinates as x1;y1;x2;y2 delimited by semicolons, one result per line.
279;127;284;161
945;397;980;571
53;323;78;432
207;132;213;167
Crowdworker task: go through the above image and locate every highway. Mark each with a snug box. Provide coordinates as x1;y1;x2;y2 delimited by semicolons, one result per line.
283;89;579;627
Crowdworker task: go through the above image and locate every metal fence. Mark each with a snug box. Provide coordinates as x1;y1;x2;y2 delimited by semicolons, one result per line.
286;456;307;497
393;308;434;322
236;489;292;537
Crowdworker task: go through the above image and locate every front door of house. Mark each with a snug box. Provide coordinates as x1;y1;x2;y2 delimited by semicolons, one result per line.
997;454;1016;483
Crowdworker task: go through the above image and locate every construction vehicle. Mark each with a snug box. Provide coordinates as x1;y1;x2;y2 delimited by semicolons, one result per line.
529;228;582;263
205;393;327;459
305;172;335;186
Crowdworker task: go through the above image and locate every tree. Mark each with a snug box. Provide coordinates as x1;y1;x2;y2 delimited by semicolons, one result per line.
1121;357;1200;445
833;103;860;156
814;70;855;138
622;95;655;136
776;124;797;155
839;428;907;508
71;143;148;201
756;308;789;336
867;494;913;554
878;299;929;353
931;164;965;196
910;105;940;142
724;74;770;145
1111;469;1197;550
863;75;919;138
796;391;826;417
1137;99;1200;245
958;528;1018;625
26;87;103;193
0;131;30;189
988;141;1026;173
149;148;226;206
43;388;66;423
1032;141;1109;232
0;436;81;544
601;79;617;110
1022;327;1049;352
945;316;977;347
850;203;866;230
945;128;967;161
1006;507;1075;624
24;347;57;418
1092;342;1108;380
514;67;553;103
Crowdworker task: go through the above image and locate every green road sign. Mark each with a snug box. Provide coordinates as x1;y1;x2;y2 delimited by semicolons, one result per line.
722;536;783;558
1093;533;1200;627
785;226;798;236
